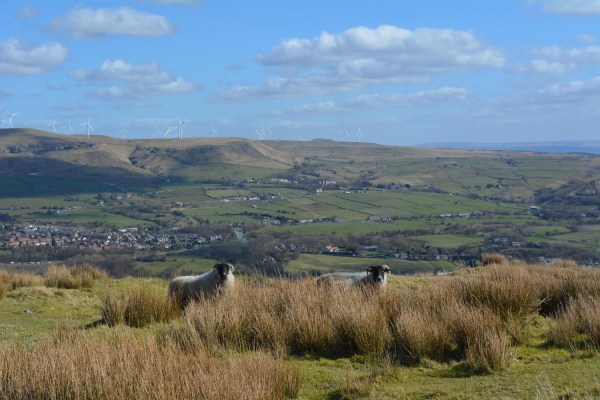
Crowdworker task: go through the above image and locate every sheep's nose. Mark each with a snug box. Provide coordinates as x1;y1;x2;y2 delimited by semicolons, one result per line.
376;276;383;282
222;274;228;279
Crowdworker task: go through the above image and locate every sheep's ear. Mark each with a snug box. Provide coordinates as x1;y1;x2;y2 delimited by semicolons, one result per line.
213;264;219;270
229;265;234;272
383;265;390;272
366;267;372;272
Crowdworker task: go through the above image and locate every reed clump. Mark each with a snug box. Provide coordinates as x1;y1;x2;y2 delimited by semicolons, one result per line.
101;281;180;328
45;264;106;289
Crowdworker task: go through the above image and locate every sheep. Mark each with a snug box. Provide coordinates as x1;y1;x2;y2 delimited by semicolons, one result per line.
316;265;390;290
168;263;235;307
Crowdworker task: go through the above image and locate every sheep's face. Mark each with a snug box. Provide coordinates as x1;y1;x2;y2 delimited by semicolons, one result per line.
366;265;390;284
214;263;234;280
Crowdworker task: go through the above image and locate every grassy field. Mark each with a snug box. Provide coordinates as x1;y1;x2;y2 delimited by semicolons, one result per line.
285;254;455;274
3;262;600;398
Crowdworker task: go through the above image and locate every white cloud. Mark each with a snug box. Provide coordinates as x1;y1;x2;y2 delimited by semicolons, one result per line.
486;75;600;113
268;87;468;116
135;0;203;7
510;45;600;75
576;33;597;43
46;6;175;39
15;4;41;21
538;0;600;16
0;38;69;75
72;60;202;100
212;25;504;102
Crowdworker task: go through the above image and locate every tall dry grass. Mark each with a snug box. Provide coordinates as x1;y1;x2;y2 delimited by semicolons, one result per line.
0;330;301;400
0;283;5;300
548;296;600;350
481;253;508;266
45;264;107;289
101;281;180;328
10;273;45;290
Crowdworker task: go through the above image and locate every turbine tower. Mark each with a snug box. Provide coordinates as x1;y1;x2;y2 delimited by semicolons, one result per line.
118;123;128;140
211;123;218;138
48;119;57;133
80;117;93;137
153;126;160;138
63;120;74;135
255;129;263;140
340;125;349;142
355;127;363;143
8;112;18;128
0;109;6;128
266;124;273;140
176;118;186;140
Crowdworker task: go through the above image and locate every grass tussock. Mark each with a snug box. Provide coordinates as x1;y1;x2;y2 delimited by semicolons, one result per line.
548;296;600;350
101;282;180;328
0;283;5;300
0;331;301;400
481;253;508;266
45;264;106;289
10;273;45;290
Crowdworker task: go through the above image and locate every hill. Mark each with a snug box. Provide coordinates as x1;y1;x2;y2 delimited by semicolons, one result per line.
0;129;294;185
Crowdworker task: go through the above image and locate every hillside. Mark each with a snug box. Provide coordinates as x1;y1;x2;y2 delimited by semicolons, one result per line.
0;129;294;185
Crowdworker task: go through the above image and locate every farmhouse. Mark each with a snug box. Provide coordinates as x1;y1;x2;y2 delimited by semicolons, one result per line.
367;215;392;223
323;245;340;253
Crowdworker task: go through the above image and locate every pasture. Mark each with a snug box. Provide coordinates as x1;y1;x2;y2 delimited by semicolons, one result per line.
3;261;600;398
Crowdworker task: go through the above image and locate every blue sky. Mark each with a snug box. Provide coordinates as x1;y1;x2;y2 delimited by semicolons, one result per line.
2;0;600;145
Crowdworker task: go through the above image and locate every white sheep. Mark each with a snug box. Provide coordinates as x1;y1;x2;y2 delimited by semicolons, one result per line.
168;263;235;306
317;265;390;290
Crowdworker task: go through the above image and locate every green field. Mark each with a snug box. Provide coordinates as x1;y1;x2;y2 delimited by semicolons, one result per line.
285;254;455;274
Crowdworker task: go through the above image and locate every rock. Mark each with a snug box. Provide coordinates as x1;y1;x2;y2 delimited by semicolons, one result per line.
23;309;33;314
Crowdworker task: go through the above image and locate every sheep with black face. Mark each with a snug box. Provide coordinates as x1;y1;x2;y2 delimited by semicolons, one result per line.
168;263;235;307
316;265;390;289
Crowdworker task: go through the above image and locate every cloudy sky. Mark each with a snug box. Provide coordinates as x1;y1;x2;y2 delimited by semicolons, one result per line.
2;0;600;145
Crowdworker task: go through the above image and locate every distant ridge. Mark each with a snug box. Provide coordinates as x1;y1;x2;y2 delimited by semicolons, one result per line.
418;141;600;155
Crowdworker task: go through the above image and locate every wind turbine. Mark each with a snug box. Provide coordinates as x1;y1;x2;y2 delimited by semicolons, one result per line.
298;136;303;141
118;123;128;139
153;126;160;138
8;112;18;128
0;109;6;128
48;119;57;133
80;117;93;137
163;123;174;138
62;119;73;135
176;118;186;140
340;125;349;142
355;127;363;143
266;124;273;140
255;129;264;140
211;123;218;138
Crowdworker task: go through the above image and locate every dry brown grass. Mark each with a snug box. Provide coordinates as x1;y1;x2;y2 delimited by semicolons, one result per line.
45;264;106;289
481;253;508;266
548;296;600;350
10;273;45;290
0;330;301;400
101;281;180;328
0;271;10;287
0;283;6;300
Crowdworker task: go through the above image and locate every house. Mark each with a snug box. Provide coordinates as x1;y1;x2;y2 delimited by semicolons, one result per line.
323;245;340;253
367;215;392;223
439;213;454;219
511;242;522;247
